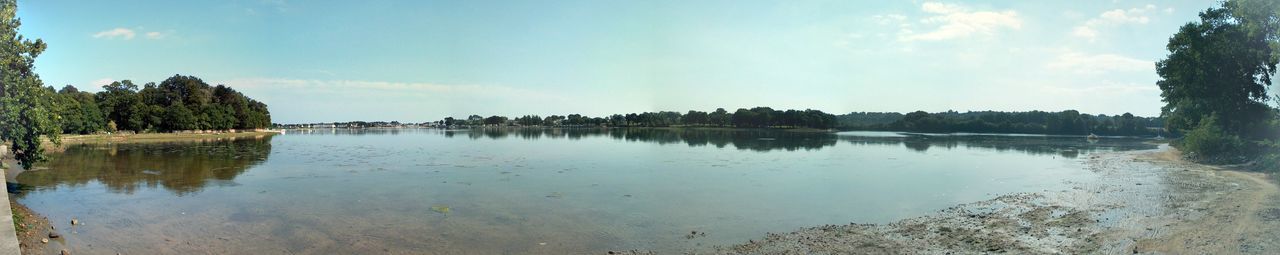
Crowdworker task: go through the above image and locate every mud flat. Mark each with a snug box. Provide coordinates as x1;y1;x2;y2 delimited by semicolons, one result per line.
710;145;1280;254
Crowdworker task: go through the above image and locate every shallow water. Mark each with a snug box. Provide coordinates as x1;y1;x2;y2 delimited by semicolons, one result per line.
13;128;1155;254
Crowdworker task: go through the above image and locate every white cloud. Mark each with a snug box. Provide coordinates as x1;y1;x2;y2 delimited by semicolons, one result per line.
1046;51;1151;74
898;2;1022;42
221;78;565;101
92;28;136;40
1071;5;1160;42
93;28;170;40
145;31;166;39
1072;26;1098;39
91;78;115;87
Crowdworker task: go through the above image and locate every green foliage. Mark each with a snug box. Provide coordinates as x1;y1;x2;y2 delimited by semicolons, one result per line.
0;0;59;168
514;115;542;126
837;112;903;127
163;103;198;131
92;75;270;132
1157;0;1280;164
1179;115;1249;163
871;110;1163;136
54;85;106;134
440;107;836;129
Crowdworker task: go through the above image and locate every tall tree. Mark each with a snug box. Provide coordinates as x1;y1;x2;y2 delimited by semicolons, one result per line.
0;0;59;168
1156;1;1278;140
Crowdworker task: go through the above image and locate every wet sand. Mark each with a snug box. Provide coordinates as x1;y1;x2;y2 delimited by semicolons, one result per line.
712;145;1280;254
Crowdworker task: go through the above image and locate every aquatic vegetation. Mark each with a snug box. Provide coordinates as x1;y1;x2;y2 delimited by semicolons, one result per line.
430;205;450;214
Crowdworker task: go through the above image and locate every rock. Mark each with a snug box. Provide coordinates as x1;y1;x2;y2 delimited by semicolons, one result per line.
60;249;70;255
48;232;61;238
71;219;79;225
40;238;48;243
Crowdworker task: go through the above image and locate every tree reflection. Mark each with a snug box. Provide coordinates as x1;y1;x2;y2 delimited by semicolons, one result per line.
440;128;1157;156
15;136;273;196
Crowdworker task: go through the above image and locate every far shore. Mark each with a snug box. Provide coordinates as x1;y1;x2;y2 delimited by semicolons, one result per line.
41;131;281;150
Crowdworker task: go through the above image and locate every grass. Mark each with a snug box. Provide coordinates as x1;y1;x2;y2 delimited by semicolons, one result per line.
11;207;24;233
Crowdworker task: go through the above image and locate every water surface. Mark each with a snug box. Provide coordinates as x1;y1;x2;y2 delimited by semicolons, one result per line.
13;128;1154;254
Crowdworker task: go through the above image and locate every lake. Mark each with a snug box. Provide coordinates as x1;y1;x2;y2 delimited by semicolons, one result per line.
12;128;1155;254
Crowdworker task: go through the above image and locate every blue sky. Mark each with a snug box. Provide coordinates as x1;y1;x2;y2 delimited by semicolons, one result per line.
17;0;1219;123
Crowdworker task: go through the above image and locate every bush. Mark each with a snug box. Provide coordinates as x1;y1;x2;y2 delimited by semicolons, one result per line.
1178;116;1250;163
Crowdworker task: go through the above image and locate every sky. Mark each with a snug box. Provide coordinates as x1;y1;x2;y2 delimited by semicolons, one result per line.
15;0;1221;123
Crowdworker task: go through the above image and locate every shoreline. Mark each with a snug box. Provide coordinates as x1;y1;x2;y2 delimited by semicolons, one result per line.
8;199;47;255
707;145;1279;254
40;132;280;150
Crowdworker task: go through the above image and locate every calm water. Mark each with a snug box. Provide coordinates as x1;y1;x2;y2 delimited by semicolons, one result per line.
13;129;1155;254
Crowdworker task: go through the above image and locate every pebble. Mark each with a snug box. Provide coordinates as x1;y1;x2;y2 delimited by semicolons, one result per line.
48;232;61;238
60;249;70;255
71;219;79;225
40;238;47;243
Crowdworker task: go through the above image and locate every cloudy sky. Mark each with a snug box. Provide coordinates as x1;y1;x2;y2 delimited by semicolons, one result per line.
16;0;1218;123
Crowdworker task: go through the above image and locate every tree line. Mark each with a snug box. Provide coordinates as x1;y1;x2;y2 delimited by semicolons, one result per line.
52;75;271;134
841;110;1165;136
441;107;839;129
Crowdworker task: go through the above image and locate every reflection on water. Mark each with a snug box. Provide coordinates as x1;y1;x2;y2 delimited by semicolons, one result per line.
294;127;1154;156
13;129;1155;254
14;137;272;195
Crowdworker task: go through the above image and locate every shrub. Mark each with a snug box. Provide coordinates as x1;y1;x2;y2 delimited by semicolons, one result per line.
1178;116;1250;163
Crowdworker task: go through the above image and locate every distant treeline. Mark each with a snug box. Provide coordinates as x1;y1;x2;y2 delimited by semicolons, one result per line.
838;110;1164;136
52;74;271;134
441;107;839;129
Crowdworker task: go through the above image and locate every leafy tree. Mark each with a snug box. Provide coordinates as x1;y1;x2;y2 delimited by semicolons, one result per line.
483;115;507;125
0;0;60;168
162;103;198;131
708;108;730;126
1156;0;1279;161
54;85;105;134
96;80;146;132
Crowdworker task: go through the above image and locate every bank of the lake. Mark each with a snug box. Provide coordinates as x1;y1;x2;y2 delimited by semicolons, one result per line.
9;199;48;255
42;131;280;149
714;145;1280;254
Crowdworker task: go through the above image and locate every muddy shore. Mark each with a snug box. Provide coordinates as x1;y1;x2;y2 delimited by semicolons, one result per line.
709;145;1280;254
9;197;48;254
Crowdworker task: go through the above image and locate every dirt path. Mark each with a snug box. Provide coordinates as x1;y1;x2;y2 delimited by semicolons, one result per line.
1129;149;1280;254
707;146;1280;254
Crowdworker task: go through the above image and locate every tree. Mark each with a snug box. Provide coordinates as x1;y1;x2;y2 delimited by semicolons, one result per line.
1156;0;1279;161
709;108;730;126
96;80;146;132
0;0;59;168
483;115;507;126
162;103;197;131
